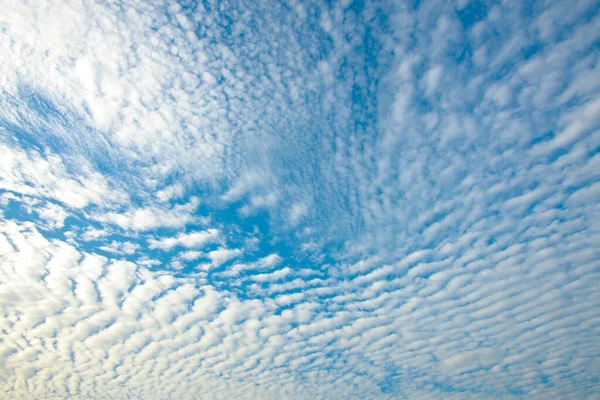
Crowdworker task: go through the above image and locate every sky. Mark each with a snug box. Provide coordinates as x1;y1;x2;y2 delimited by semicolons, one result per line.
0;0;599;398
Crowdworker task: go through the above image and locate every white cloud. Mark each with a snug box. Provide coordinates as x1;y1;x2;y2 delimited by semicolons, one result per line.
156;183;186;203
19;199;69;229
485;82;512;107
221;253;284;277
0;143;115;209
148;229;220;251
0;191;19;206
80;227;110;241
251;267;292;282
99;240;140;255
179;250;204;261
207;247;242;267
288;202;309;226
422;64;443;95
96;198;201;231
2;208;598;398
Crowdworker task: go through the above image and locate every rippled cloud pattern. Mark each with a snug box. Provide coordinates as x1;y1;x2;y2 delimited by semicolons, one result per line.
1;0;599;398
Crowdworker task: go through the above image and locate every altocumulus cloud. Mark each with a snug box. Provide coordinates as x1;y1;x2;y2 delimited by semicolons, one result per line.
1;0;600;398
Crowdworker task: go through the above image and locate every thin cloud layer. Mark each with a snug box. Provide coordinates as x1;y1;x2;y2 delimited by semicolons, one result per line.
1;0;599;399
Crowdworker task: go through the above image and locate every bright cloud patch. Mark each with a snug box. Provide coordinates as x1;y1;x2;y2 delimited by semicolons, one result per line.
1;0;599;399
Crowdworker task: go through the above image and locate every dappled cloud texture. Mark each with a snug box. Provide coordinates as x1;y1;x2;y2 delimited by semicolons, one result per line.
1;0;600;399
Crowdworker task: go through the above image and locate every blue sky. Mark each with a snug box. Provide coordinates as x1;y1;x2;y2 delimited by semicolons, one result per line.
0;0;599;398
